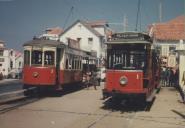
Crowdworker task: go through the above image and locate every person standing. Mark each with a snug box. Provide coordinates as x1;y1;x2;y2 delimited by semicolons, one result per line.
169;68;174;87
97;70;101;86
86;71;92;89
161;67;166;86
90;71;98;90
174;68;179;87
164;67;169;86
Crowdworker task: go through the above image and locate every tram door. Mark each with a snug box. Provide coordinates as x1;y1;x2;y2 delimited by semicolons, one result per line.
56;48;63;85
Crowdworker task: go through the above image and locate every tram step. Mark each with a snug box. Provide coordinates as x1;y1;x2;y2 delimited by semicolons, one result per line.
146;89;157;102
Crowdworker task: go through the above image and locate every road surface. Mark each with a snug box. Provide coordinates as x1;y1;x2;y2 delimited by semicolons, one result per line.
0;83;185;128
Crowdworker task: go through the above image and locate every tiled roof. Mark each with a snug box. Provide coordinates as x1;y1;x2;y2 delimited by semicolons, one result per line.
46;27;63;35
167;15;185;24
86;20;108;27
15;50;23;58
81;20;103;37
150;15;185;40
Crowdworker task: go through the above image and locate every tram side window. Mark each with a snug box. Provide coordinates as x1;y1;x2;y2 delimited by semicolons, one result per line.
44;51;54;65
32;50;42;65
79;59;82;69
65;58;69;69
24;50;30;65
75;60;77;69
75;56;80;70
72;59;75;69
68;54;72;69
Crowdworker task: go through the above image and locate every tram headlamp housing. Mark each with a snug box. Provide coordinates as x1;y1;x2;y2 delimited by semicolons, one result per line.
119;76;128;86
33;72;39;78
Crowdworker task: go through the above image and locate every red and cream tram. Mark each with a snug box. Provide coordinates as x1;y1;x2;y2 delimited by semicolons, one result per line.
23;38;95;91
103;32;160;102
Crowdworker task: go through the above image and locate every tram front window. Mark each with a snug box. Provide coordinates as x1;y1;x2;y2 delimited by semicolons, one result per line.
31;50;42;65
44;51;55;66
108;50;147;71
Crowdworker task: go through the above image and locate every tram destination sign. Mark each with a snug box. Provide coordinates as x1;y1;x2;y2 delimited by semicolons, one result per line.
111;32;150;41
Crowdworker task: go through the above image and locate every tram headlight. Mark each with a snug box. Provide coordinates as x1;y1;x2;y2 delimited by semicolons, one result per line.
33;72;39;78
119;76;128;86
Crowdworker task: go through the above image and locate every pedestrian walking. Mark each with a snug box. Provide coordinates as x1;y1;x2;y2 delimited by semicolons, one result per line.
174;68;179;87
91;71;97;90
82;72;87;88
97;70;101;86
169;68;174;87
161;67;166;86
164;67;169;86
86;71;92;89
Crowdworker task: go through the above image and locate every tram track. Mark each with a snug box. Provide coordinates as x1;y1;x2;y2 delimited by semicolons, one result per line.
0;87;37;104
0;87;41;114
18;107;136;128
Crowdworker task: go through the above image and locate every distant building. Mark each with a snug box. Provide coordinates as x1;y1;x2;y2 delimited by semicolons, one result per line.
40;27;63;41
149;15;185;67
0;40;23;78
59;20;110;67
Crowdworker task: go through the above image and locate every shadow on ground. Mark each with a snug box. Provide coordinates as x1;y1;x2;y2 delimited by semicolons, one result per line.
101;97;155;112
34;83;87;97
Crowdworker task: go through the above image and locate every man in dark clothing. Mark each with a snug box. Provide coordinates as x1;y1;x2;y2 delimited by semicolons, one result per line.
91;71;98;90
173;68;179;87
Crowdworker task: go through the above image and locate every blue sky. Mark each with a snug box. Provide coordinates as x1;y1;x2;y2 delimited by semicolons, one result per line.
0;0;184;51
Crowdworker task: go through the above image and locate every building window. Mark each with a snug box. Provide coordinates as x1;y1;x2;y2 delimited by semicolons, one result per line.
155;46;161;56
169;46;176;54
88;38;93;45
77;38;81;43
0;50;3;56
0;58;4;62
19;62;21;68
10;61;13;69
162;46;169;57
10;50;13;56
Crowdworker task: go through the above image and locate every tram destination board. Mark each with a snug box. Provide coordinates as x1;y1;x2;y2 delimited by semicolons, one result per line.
110;32;151;42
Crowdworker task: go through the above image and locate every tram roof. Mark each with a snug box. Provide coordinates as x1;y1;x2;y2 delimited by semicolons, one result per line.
23;39;65;48
106;40;152;44
106;32;152;44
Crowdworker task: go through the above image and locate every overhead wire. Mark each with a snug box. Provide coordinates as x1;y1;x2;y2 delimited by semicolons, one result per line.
135;0;141;31
63;6;74;29
62;0;89;29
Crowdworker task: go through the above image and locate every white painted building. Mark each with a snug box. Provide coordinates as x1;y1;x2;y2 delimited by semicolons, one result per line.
59;20;109;66
176;40;185;101
0;40;23;78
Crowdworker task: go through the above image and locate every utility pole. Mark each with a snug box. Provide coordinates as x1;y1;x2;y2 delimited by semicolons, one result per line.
159;0;163;22
123;14;128;32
